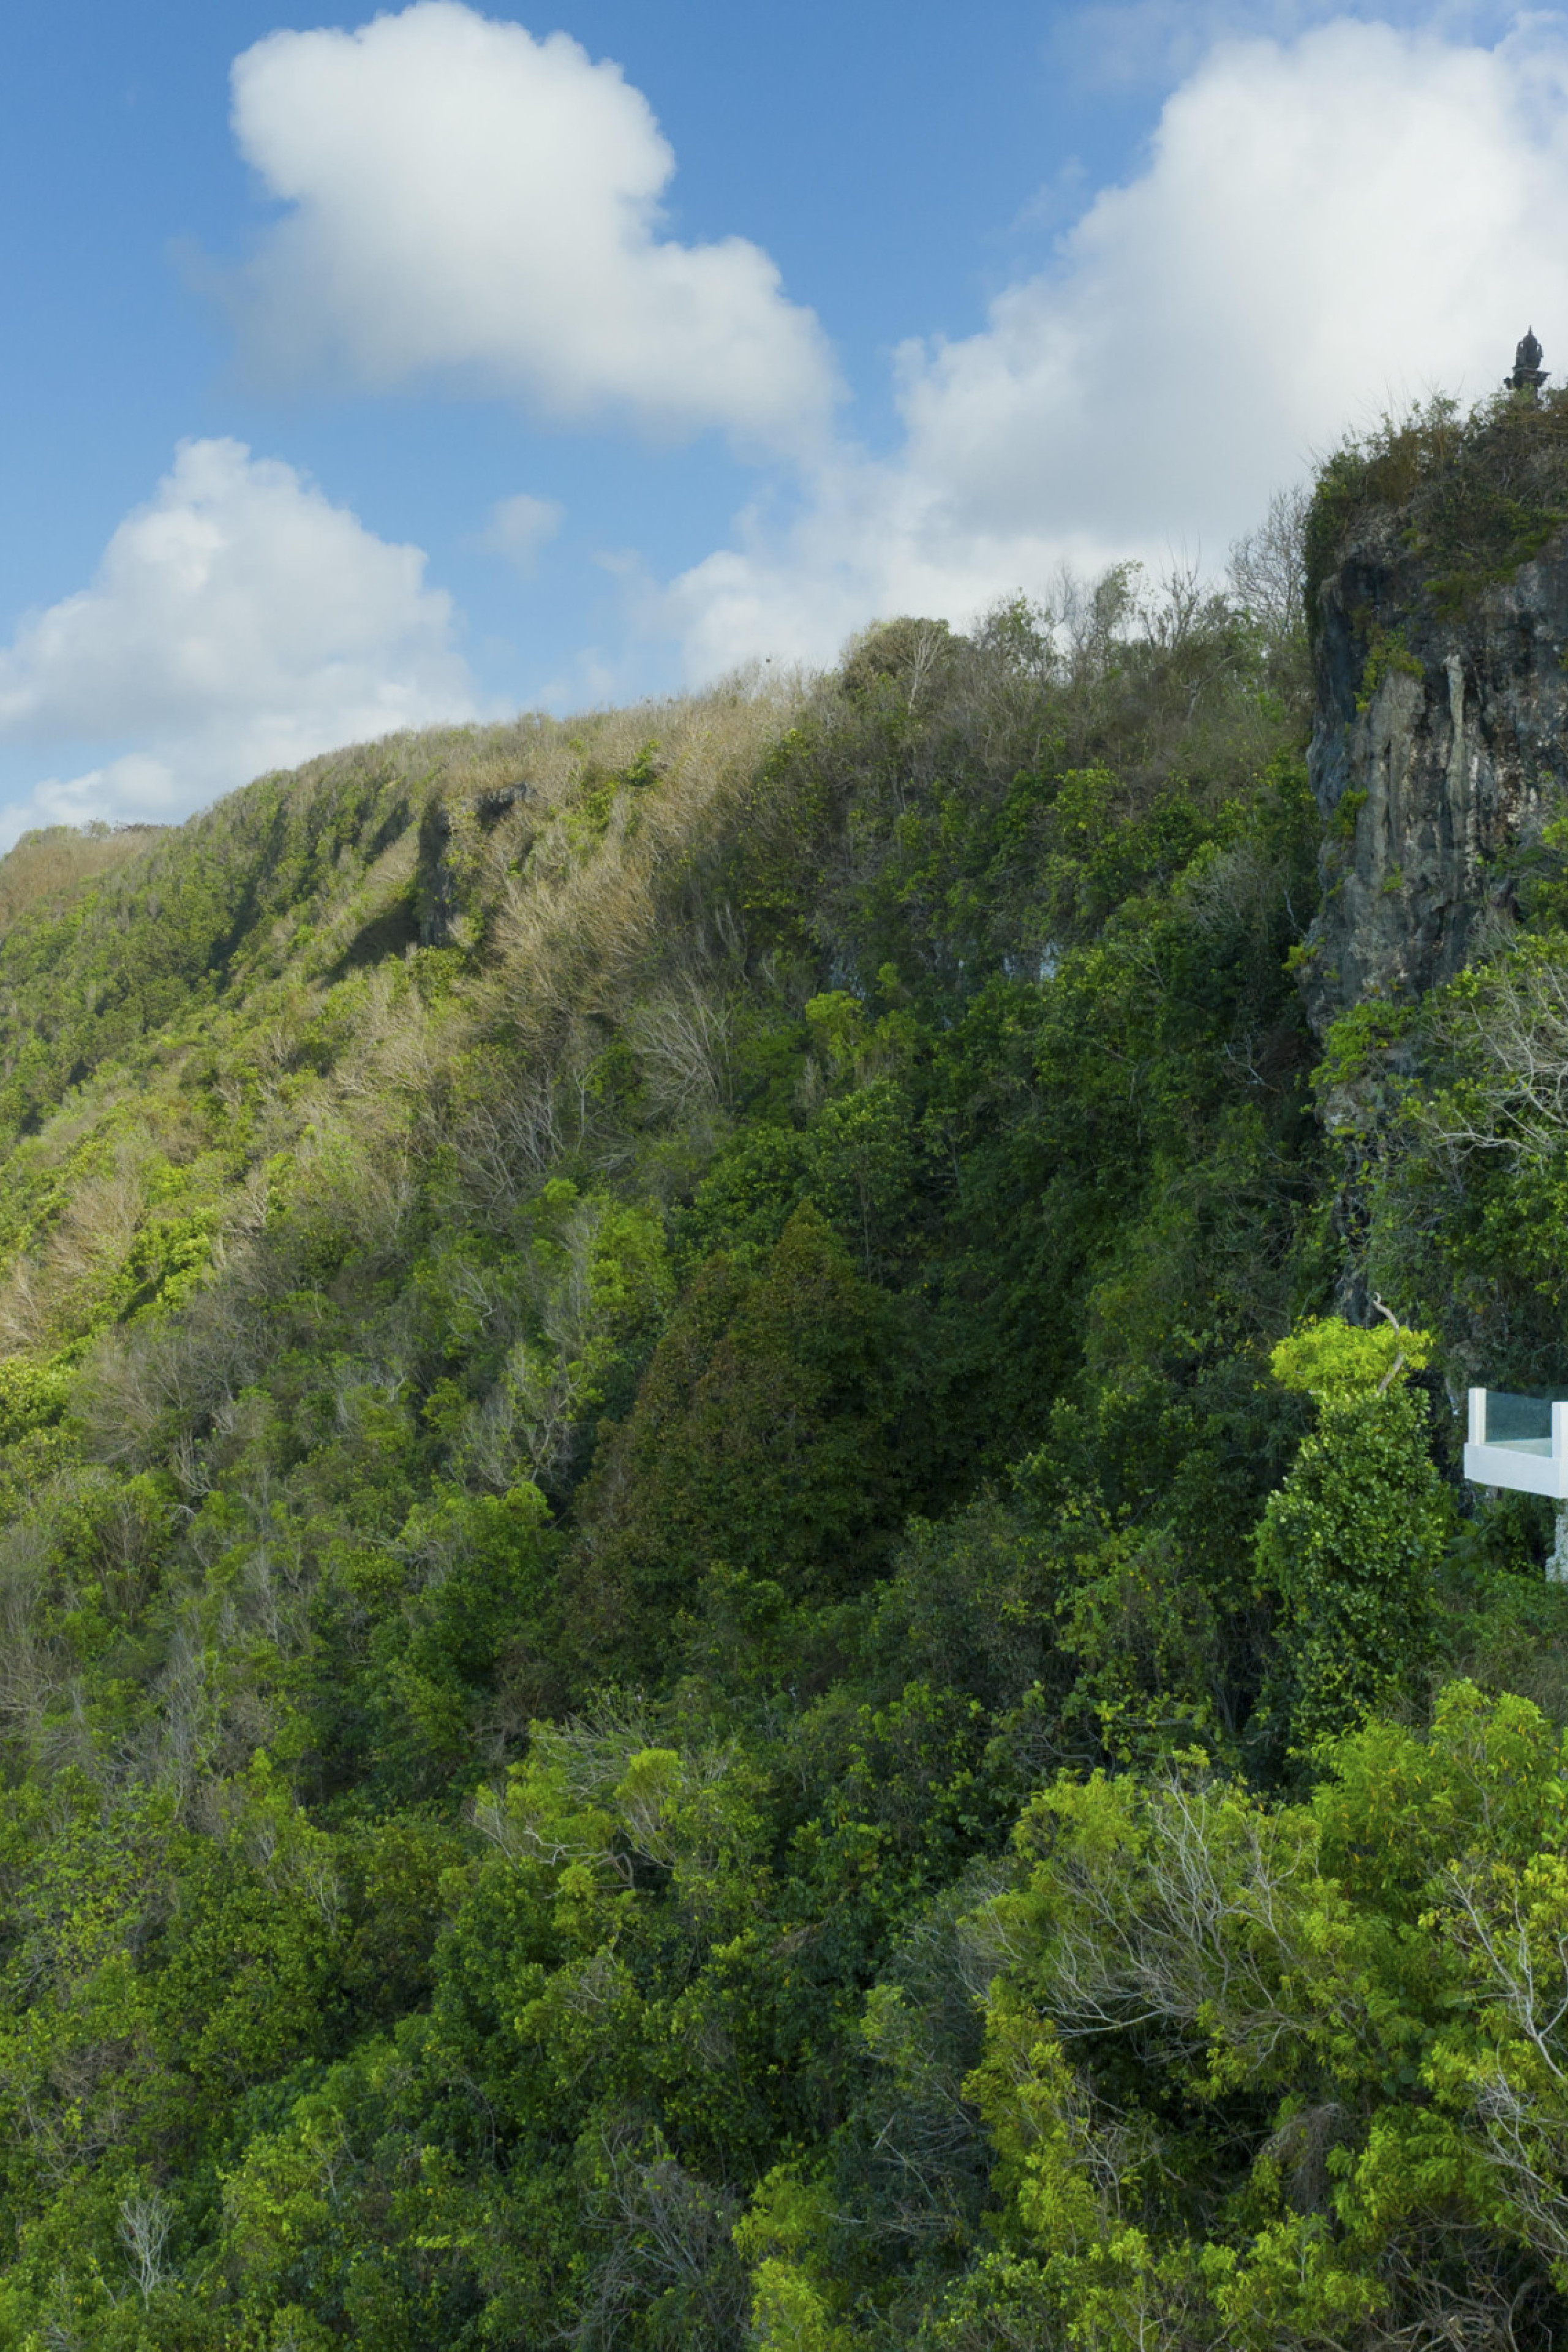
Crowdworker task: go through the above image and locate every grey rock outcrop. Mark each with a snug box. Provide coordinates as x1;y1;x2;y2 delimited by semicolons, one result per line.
1302;513;1568;1031
416;782;532;946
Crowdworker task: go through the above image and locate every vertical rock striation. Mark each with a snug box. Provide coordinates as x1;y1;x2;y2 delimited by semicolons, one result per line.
1302;511;1568;1034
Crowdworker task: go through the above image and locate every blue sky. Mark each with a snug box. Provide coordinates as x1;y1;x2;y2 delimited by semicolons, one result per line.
0;0;1558;838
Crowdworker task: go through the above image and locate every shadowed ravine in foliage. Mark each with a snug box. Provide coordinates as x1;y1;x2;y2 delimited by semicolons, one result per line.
1;470;1568;2346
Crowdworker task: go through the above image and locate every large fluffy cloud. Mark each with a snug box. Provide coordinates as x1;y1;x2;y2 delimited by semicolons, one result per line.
663;15;1568;673
0;438;475;840
224;2;836;457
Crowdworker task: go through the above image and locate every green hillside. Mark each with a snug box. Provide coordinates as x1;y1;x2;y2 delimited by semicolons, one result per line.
0;545;1565;2348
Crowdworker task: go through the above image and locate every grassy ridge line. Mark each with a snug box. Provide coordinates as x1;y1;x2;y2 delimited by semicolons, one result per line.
0;823;167;937
0;680;804;1385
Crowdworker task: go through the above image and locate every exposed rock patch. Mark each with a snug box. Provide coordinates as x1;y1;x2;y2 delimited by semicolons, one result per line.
417;781;533;946
1302;511;1568;1032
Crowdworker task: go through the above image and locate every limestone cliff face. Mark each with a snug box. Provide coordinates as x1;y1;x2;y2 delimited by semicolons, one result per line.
1303;514;1568;1031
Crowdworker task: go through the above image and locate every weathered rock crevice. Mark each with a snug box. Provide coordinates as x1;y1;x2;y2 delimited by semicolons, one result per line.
416;782;532;946
1302;514;1568;1032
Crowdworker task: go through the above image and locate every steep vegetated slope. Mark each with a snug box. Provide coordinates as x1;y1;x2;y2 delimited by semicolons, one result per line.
0;492;1566;2349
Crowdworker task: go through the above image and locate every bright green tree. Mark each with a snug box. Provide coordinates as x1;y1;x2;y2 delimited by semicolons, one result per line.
1256;1315;1450;1748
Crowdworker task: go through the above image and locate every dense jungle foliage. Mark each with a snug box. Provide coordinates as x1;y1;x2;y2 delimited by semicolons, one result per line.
4;494;1568;2350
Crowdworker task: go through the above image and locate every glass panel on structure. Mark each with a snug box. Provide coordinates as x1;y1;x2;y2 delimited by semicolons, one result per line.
1484;1391;1568;1452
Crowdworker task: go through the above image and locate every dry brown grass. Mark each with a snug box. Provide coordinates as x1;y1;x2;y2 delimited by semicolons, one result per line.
0;824;165;937
0;674;812;1444
238;682;811;1231
486;675;810;1044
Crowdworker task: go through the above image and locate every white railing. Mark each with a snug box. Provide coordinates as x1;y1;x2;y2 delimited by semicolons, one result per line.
1464;1389;1568;1499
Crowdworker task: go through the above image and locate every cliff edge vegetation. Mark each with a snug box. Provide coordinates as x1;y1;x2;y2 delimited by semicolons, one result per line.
0;523;1563;2349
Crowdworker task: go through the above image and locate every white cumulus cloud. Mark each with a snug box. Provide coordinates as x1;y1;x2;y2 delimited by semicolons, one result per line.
0;437;476;842
662;15;1568;674
224;1;837;458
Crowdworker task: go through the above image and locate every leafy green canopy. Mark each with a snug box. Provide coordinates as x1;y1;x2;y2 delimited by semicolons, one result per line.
1306;386;1568;630
0;562;1556;2350
1256;1322;1450;1752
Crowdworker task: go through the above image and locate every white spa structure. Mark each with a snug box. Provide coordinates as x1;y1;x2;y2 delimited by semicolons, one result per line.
1465;1390;1568;1580
1464;1389;1568;1499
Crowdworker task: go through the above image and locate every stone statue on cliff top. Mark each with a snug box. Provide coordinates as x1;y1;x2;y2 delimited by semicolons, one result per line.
1507;327;1548;395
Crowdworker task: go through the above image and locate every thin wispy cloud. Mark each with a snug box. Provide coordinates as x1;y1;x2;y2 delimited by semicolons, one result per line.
479;492;565;574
